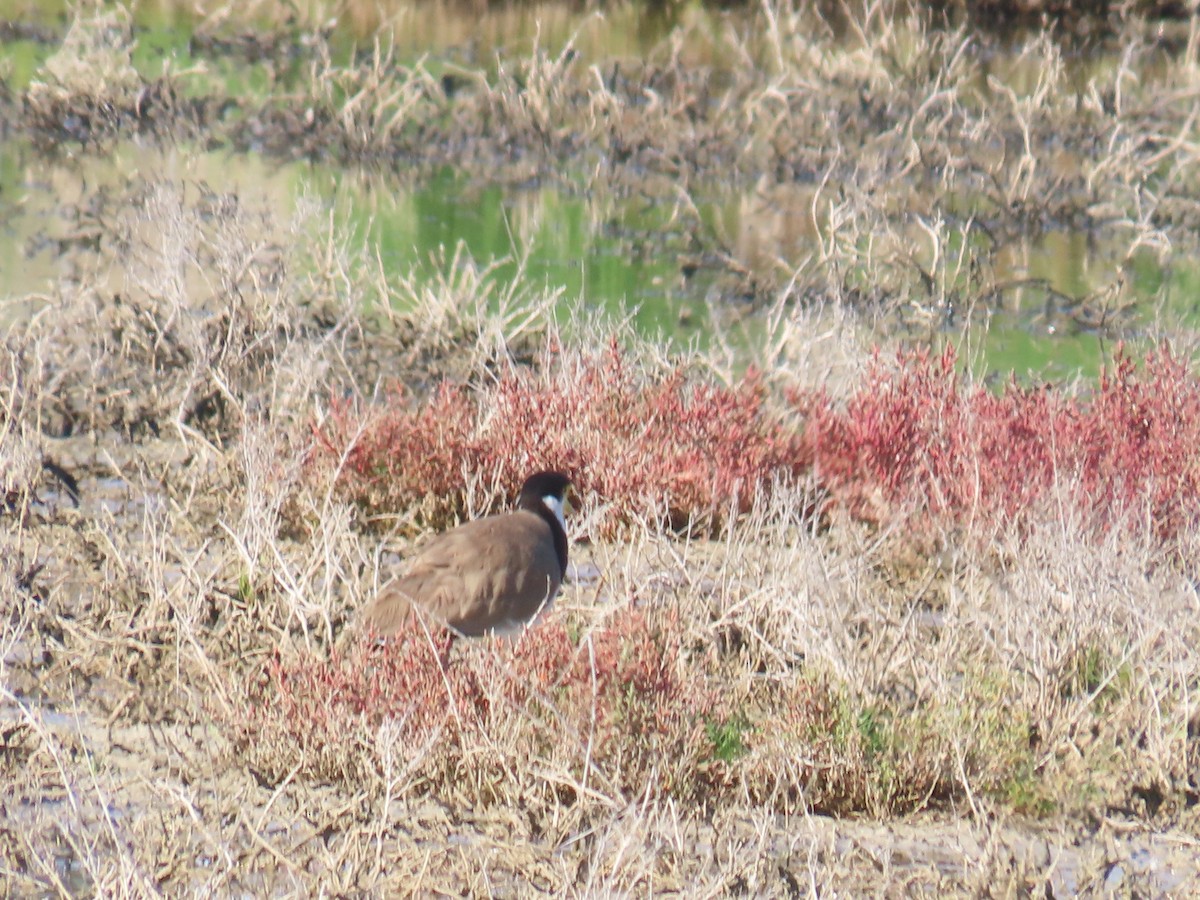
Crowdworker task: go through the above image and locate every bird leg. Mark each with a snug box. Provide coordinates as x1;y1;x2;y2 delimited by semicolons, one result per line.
434;629;457;671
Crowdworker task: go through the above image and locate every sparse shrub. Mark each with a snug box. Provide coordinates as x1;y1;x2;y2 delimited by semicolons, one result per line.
316;339;1200;548
799;343;1200;544
24;7;193;145
737;676;892;815
1076;347;1200;542
229;607;725;804
312;340;812;535
312;381;478;528
22;180;351;439
229;610;996;816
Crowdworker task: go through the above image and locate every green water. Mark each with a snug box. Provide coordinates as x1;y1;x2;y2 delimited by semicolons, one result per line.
0;139;707;337
349;169;703;337
0;136;1191;381
0;0;1193;382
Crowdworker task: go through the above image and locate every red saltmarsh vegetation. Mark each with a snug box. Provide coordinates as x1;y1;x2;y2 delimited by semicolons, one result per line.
311;340;811;535
311;339;1199;543
235;609;725;802
271;342;1200;815
800;344;1200;543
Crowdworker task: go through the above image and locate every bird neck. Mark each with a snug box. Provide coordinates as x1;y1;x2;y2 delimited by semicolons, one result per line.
539;494;566;532
519;494;569;576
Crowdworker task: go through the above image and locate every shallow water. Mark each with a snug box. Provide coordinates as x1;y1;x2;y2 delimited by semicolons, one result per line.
2;2;1197;382
2;133;1190;381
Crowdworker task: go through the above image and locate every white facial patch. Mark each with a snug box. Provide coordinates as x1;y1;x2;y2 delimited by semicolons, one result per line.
541;493;566;532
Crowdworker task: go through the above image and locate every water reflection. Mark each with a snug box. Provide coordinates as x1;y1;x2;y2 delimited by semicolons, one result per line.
0;135;1186;379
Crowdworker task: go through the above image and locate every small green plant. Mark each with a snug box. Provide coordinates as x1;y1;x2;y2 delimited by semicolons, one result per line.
237;571;256;604
1066;645;1107;697
1003;760;1056;817
856;707;889;759
705;712;751;763
1061;644;1132;706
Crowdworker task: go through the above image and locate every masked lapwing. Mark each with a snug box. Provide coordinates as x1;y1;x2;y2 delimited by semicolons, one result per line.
360;471;572;640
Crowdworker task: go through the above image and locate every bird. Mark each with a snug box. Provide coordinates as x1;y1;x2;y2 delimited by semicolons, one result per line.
358;471;572;640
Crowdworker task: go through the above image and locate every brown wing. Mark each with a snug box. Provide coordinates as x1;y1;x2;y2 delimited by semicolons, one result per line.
360;509;562;638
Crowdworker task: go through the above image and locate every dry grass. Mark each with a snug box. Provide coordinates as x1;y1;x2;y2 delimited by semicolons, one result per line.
17;1;1200;324
4;2;1200;895
3;172;1198;893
